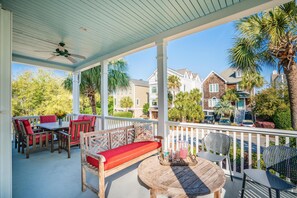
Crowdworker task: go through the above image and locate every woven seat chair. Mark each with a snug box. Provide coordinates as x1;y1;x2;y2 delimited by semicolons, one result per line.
197;132;233;181
241;145;297;198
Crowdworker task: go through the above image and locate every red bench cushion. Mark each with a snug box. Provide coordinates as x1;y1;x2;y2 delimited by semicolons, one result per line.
87;141;161;170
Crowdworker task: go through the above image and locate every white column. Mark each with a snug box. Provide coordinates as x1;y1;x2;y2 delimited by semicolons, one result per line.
156;40;168;148
0;7;12;198
72;72;80;118
101;61;108;129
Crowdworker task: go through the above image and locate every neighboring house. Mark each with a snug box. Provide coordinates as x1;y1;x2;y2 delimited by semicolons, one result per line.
202;68;251;122
271;70;286;89
113;79;149;118
148;68;202;119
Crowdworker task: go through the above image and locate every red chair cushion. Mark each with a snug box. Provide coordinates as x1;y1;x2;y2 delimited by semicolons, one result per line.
82;115;96;129
20;120;34;135
86;141;161;170
29;133;52;145
40;115;57;123
77;115;85;120
14;119;21;131
68;119;90;142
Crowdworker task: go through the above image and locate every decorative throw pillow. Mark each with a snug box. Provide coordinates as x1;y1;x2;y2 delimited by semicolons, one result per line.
134;123;154;142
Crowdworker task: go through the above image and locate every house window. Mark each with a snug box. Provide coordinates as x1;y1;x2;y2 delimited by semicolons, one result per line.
152;86;157;94
237;83;242;91
236;70;242;78
208;97;220;107
136;98;139;106
209;84;219;93
152;99;157;106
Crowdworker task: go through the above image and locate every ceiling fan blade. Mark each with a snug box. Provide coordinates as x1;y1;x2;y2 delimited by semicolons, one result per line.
47;55;57;60
70;54;86;59
66;56;77;64
35;50;54;52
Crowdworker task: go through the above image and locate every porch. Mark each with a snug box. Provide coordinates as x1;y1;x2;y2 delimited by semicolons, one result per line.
0;0;295;197
12;114;297;197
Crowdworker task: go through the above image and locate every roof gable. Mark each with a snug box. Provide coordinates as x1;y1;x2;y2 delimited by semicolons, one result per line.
202;71;227;85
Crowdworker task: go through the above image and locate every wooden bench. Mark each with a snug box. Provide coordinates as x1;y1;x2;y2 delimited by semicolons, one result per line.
80;125;162;198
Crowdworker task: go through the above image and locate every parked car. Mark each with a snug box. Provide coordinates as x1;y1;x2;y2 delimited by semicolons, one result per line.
240;120;255;127
203;115;214;124
218;117;231;125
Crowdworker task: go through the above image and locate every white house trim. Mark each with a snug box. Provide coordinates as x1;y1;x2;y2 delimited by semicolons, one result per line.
100;60;108;129
0;7;12;198
201;71;228;85
156;40;168;145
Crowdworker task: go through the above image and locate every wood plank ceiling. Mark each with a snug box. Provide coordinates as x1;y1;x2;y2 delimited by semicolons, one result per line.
1;0;243;70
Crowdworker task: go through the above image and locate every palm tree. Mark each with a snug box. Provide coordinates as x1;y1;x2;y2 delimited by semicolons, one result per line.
63;60;129;115
168;75;181;106
222;89;239;103
240;72;264;96
229;1;297;129
214;100;235;118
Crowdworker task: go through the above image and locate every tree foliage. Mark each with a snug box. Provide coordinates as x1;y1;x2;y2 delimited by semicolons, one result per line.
229;1;297;129
214;100;234;117
168;75;181;107
142;103;149;115
120;96;133;111
168;89;204;123
240;72;264;95
222;89;239;103
63;59;129;115
273;109;292;130
12;70;72;116
252;87;289;120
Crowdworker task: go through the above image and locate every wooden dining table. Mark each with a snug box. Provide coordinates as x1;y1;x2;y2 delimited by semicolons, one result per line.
138;155;226;198
36;122;69;152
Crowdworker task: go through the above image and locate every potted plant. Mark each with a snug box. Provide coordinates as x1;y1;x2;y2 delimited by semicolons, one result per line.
55;110;67;125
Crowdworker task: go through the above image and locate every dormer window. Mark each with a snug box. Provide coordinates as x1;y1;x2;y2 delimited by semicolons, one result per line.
236;70;242;78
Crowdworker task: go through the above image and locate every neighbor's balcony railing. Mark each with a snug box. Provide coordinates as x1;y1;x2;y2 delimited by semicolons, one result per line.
13;114;297;179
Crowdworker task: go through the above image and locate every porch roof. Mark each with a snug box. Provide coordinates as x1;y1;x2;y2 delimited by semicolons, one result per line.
0;0;290;72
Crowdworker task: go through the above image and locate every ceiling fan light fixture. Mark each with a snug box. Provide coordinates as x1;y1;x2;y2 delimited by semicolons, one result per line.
79;27;87;32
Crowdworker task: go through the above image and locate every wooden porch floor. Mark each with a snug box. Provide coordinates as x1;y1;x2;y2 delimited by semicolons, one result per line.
12;144;296;198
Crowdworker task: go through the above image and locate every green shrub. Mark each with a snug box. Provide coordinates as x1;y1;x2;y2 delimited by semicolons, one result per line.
273;109;291;130
113;111;133;118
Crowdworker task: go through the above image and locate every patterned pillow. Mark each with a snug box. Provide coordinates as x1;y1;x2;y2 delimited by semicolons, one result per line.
134;123;154;142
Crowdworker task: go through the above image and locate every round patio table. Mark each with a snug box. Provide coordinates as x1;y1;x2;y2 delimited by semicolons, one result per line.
138;155;226;198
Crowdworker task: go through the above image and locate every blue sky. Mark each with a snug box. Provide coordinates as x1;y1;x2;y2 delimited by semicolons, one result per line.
12;21;275;84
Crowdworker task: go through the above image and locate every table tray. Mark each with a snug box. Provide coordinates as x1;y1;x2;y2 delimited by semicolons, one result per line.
159;155;198;166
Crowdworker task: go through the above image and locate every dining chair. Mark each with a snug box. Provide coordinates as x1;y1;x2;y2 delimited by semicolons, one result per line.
197;132;233;181
241;145;297;198
12;118;22;152
58;120;91;158
19;119;52;158
40;115;57;123
77;115;96;131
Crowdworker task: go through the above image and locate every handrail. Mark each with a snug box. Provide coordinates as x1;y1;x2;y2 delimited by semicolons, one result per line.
105;116;158;124
166;121;297;137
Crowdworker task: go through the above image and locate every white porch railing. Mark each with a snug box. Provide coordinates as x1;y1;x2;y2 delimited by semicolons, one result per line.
105;116;158;135
166;121;297;178
12;115;297;179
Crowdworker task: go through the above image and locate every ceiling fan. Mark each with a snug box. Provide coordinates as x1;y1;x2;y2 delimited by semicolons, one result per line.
35;42;86;64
